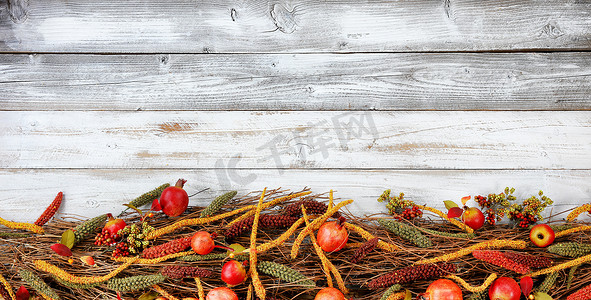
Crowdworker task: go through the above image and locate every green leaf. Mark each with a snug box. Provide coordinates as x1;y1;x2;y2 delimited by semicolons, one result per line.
444;200;459;210
138;291;159;300
61;229;75;249
227;243;246;255
534;291;553;300
404;289;412;300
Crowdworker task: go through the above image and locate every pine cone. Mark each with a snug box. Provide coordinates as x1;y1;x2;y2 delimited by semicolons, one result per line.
350;237;379;264
282;199;340;218
225;215;299;239
201;191;237;217
161;265;215;279
367;262;456;289
141;236;192;259
377;219;432;248
472;250;530;274
503;251;553;269
106;274;166;292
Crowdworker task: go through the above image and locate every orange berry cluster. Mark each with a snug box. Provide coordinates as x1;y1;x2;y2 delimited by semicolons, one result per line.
367;263;456;289
141;236;192;259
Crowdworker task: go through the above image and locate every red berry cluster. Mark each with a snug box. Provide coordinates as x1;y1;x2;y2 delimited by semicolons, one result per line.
485;210;496;225
395;206;423;221
112;241;130;258
509;210;537;228
94;228;122;246
475;195;491;208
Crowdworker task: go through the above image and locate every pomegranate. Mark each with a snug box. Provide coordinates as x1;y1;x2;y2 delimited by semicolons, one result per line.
315;287;345;300
157;179;189;217
191;231;216;255
104;213;127;235
489;277;521;300
316;217;348;252
206;287;238;300
221;260;247;285
418;279;462;300
462;207;485;230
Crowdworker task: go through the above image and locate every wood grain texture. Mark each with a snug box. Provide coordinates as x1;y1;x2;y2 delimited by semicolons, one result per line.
1;169;588;222
1;0;590;53
1;111;589;169
1;53;591;111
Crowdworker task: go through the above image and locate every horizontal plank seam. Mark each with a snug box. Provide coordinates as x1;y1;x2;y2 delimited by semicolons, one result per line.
1;168;589;171
2;49;591;55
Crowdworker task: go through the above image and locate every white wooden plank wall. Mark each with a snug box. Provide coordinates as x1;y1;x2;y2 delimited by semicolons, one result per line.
0;0;589;223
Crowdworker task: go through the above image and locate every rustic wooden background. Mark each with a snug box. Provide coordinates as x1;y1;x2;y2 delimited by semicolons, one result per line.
1;0;590;222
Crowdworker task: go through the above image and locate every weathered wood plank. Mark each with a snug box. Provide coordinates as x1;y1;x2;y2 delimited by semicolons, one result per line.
1;169;588;222
1;0;590;53
1;111;589;169
1;53;590;111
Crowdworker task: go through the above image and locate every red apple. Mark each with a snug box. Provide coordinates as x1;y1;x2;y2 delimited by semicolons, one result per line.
191;231;215;255
221;260;246;285
315;287;345;300
206;287;238;300
159;179;189;217
104;213;127;235
489;277;521;300
530;224;555;247
417;279;462;300
316;217;348;253
462;207;485;230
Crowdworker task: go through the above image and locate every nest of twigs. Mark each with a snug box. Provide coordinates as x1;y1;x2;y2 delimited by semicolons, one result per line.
1;187;590;300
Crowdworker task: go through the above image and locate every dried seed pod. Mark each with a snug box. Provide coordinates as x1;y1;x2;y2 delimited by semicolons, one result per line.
377;218;432;248
224;215;299;240
19;270;60;300
200;191;237;217
568;282;591;300
128;183;170;209
0;273;13;300
367;262;456;289
176;253;237;262
380;284;402;300
567;265;580;290
566;204;591;222
503;251;553;269
53;276;101;289
73;214;108;245
0;217;44;234
106;274;166;292
537;272;559;294
141;236;191;259
282;199;340;218
419;227;476;239
472;250;530;274
548;242;591;258
350;237;378;264
257;261;316;288
34;192;63;226
468;290;488;300
161;265;215;279
0;232;29;238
